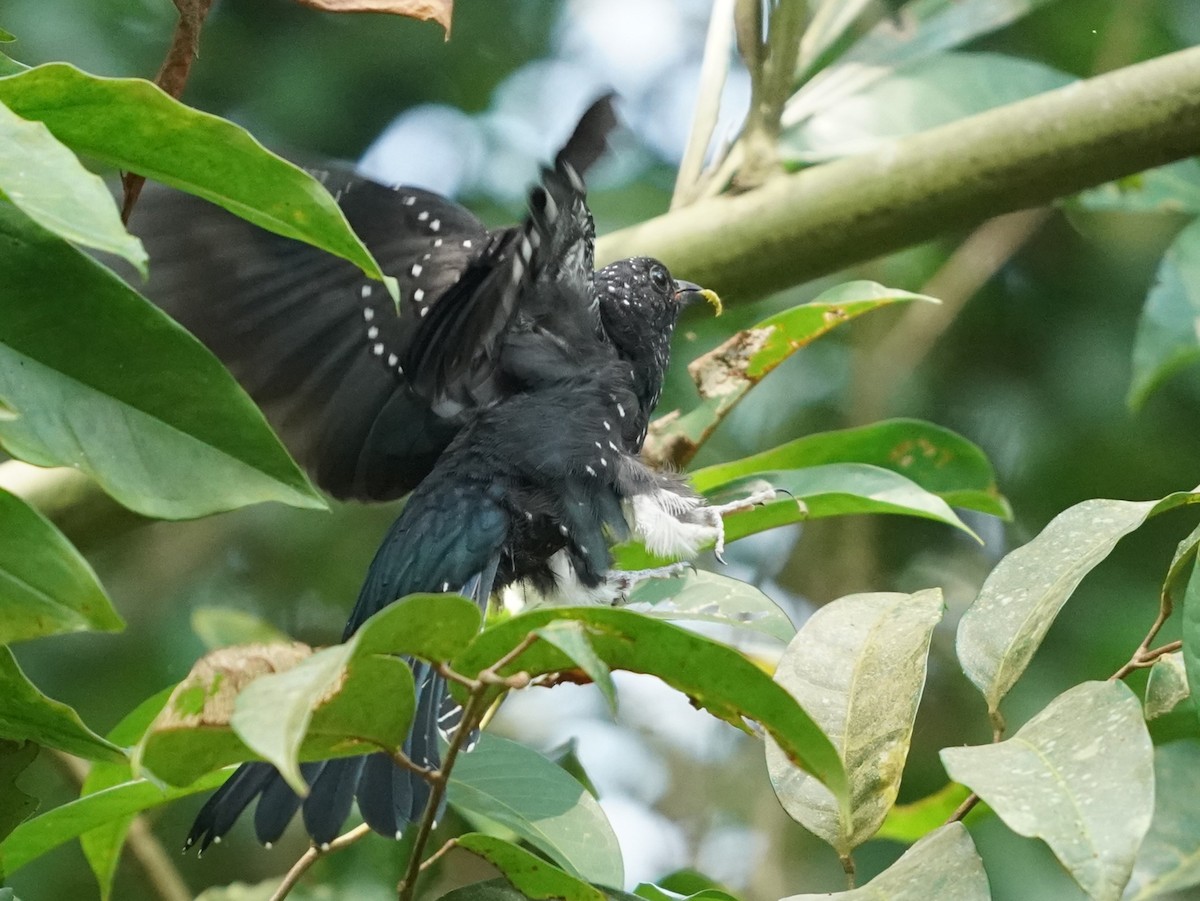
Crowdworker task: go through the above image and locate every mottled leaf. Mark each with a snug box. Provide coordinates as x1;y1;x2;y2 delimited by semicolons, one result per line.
1126;740;1200;899
0;102;146;272
957;491;1200;722
782;824;989;900
449;735;623;887
1144;651;1190;720
941;681;1153;901
766;590;943;854
0;487;122;645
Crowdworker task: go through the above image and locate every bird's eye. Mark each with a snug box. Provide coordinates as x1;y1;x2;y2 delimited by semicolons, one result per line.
649;263;670;293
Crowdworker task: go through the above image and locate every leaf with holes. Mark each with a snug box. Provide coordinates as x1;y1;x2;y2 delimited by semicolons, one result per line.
649;282;935;467
766;590;943;855
956;490;1200;723
0;487;122;645
941;681;1153;901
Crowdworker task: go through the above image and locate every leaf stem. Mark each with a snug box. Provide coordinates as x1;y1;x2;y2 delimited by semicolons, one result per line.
839;851;857;889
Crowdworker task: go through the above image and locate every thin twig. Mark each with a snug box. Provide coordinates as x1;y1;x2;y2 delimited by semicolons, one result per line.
397;632;542;900
1111;640;1182;682
419;837;460;873
672;0;737;209
945;791;981;826
269;824;371;901
390;746;440;780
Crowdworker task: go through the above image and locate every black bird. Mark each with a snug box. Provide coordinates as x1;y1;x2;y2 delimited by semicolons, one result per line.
156;97;755;850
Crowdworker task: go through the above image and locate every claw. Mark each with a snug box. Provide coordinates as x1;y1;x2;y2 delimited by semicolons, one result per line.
605;561;693;605
707;487;777;564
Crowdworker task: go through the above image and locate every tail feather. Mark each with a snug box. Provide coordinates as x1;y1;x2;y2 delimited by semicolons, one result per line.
254;762;321;845
186;762;277;853
303;756;365;846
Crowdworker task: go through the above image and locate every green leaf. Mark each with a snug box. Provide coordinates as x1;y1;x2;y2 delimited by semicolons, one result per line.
1073;159;1200;215
455;834;607;901
437;880;635;901
625;570;796;643
533;622;617;715
782;823;989;900
635;888;739;901
0;63;395;295
0;203;324;518
956;490;1200;723
0;103;146;272
138;594;480;787
1126;740;1200;899
689;418;1009;519
785;0;1065;128
191;606;291;651
874;783;976;844
784;52;1072;163
449;735;623;888
766;590;943;855
0;487;122;644
1183;556;1200;734
654;282;934;463
0;767;228;876
1128;219;1200;409
0;646;122;762
941;681;1153;901
1144;651;1190;720
80;688;173;901
453;607;849;816
0;740;37;844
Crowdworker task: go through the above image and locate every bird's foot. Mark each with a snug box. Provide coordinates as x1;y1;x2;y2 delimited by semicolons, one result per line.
604;561;694;606
704;487;778;563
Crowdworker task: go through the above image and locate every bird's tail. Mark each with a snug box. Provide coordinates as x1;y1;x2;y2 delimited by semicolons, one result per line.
185;657;451;851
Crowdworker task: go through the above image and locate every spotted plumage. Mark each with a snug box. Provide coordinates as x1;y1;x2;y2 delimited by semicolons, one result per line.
138;97;726;852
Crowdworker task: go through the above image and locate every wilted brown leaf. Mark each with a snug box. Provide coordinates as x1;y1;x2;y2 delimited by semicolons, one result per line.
293;0;453;36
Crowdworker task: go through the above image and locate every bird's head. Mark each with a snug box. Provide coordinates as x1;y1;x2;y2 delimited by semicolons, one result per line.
595;256;721;423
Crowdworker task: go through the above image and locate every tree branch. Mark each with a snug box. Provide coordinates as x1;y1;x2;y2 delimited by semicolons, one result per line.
597;45;1200;298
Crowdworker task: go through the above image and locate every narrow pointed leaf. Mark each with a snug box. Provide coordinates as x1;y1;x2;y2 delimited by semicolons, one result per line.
454;607;849;815
1144;651;1190;720
0;205;324;518
626;570;796;643
1128;219;1200;409
690;418;1008;518
941;681;1153;901
0;487;122;644
0;63;395;295
448;735;623;887
0;102;146;272
0;647;122;762
956;490;1200;719
766;590;943;854
455;834;607;900
1126;740;1200;900
783;824;989;900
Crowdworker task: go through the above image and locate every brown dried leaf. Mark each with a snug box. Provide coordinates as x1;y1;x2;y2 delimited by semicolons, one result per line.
293;0;453;35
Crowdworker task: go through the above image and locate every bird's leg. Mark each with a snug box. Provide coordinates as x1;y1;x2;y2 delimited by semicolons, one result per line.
603;561;694;606
703;487;778;563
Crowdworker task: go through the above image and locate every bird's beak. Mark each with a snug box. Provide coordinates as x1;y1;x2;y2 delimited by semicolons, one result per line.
673;279;722;316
